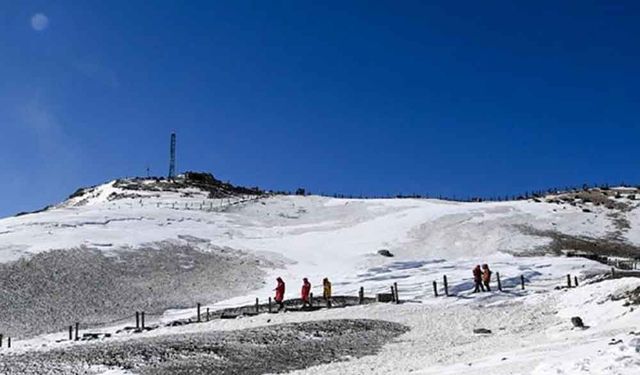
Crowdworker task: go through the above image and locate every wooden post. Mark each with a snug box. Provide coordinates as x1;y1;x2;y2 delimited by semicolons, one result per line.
358;286;364;304
390;286;396;303
268;297;272;313
394;282;399;303
206;308;210;321
255;298;259;313
432;281;438;297
141;312;145;329
520;275;525;290
197;303;201;323
567;274;572;288
574;276;579;287
310;292;314;307
7;337;10;348
75;322;79;341
0;334;3;347
136;312;140;329
443;275;449;296
69;325;73;340
497;272;502;291
611;267;615;278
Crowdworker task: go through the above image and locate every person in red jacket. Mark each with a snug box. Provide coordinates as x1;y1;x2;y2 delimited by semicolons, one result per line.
274;277;286;311
473;265;485;293
301;278;312;307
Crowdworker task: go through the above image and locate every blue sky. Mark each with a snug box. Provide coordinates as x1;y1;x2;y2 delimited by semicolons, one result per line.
1;1;639;216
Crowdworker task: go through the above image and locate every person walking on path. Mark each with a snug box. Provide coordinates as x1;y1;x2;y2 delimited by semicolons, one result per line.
274;277;286;311
301;278;312;307
473;265;485;293
323;278;332;307
482;264;492;292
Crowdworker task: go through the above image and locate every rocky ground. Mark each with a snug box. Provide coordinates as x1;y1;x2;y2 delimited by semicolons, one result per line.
0;241;279;338
0;319;408;375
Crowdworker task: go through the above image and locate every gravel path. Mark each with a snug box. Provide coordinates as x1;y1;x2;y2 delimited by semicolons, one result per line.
0;319;408;375
0;242;277;338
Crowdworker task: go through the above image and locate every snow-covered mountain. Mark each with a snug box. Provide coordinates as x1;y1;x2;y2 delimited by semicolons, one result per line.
1;174;640;374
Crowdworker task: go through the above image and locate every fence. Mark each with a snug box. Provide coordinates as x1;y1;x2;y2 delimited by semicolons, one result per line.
1;264;629;352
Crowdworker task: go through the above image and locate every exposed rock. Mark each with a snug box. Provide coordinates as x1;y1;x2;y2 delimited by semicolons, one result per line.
377;249;394;257
376;293;395;303
473;328;492;334
571;316;585;328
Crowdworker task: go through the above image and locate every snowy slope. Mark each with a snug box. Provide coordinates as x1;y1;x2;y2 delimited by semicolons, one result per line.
0;179;636;295
1;177;640;374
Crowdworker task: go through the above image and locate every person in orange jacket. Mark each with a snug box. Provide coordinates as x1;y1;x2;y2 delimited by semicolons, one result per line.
301;278;312;307
322;278;332;307
482;264;492;292
274;277;286;311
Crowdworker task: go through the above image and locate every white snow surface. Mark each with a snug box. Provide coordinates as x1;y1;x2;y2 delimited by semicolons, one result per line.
1;179;640;374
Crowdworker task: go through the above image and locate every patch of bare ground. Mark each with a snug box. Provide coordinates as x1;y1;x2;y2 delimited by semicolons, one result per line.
514;225;640;259
0;242;279;339
0;319;409;375
544;188;638;211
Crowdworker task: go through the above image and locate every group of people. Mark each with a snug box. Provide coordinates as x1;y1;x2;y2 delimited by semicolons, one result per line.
273;265;492;311
472;264;492;292
273;277;332;312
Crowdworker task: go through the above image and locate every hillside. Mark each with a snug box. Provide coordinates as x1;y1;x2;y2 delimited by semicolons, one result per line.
1;176;640;374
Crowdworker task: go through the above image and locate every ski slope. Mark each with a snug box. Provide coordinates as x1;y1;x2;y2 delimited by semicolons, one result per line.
1;178;639;374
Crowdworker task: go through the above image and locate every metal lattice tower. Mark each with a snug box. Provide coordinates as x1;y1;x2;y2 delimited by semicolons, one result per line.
168;132;176;179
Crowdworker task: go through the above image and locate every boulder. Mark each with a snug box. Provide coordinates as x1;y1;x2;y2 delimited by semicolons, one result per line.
376;293;395;303
571;316;585;328
473;328;492;334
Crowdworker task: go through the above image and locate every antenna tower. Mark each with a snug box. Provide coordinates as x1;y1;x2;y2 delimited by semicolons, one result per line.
168;132;176;179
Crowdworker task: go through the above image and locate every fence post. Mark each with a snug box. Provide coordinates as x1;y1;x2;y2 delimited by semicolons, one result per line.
520;275;525;290
206;308;210;321
255;298;259;313
390;286;396;303
0;334;3;348
141;312;145;329
69;325;73;340
359;286;364;304
611;267;616;278
268;297;272;313
497;272;502;291
443;275;449;296
197;303;201;323
567;274;572;288
574;276;579;287
75;322;79;341
136;312;140;329
432;281;438;297
394;282;399;303
7;337;10;348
